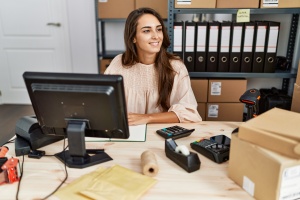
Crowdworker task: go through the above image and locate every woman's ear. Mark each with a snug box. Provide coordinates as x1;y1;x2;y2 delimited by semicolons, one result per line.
133;38;136;43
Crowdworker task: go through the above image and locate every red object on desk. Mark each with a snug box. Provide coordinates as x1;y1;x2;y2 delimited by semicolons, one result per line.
1;157;19;184
0;146;9;158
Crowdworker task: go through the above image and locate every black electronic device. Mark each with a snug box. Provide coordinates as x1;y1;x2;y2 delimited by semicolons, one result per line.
165;138;200;173
239;88;261;120
156;126;195;139
190;135;230;164
15;116;63;156
22;71;129;168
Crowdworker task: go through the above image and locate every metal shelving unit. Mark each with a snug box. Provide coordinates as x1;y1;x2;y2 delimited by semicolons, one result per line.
167;0;300;92
98;19;126;59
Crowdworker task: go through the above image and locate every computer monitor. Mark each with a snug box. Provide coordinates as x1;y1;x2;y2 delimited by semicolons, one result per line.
23;71;129;168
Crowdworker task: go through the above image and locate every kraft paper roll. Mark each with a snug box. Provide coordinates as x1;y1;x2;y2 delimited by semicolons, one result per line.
141;150;159;177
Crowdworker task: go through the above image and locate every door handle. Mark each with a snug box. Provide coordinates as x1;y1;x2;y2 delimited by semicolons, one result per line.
47;23;61;27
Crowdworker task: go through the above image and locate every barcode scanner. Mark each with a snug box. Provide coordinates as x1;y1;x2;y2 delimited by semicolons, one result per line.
239;89;261;120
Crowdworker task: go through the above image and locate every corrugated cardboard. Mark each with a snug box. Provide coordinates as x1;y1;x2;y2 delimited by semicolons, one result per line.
229;134;300;200
208;79;247;102
99;59;112;74
260;0;300;8
98;0;134;19
206;103;244;121
217;0;259;8
136;0;168;19
291;83;300;113
191;79;208;102
197;103;206;121
175;0;216;8
238;108;300;159
295;61;300;85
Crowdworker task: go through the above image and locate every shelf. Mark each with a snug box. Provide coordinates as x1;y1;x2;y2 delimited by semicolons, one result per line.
189;70;297;78
99;51;123;59
172;8;300;15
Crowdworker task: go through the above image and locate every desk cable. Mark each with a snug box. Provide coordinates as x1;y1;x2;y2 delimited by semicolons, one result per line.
13;137;69;200
41;136;68;200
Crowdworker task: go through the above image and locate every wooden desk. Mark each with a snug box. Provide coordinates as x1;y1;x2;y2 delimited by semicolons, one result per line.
1;122;254;200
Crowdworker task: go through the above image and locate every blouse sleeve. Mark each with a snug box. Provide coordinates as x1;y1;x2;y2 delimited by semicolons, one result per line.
168;61;202;123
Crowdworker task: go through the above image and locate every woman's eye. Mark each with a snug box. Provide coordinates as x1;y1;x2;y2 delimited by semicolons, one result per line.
157;28;162;32
143;30;150;33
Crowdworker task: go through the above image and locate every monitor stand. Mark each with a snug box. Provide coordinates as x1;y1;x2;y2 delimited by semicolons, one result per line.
55;120;112;168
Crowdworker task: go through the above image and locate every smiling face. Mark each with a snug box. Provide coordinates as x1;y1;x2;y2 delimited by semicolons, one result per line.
133;14;163;62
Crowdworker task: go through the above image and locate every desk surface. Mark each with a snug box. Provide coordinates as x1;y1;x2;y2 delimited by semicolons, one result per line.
1;122;254;200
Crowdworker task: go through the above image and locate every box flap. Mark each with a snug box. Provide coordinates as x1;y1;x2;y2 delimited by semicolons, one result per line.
243;108;300;141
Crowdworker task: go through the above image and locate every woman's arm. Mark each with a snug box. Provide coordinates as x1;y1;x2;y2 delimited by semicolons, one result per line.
128;111;179;125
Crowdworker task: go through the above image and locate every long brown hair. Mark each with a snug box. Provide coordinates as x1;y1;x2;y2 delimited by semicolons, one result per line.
122;7;180;111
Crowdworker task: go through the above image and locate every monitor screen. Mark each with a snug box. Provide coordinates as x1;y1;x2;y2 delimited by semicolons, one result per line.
23;71;129;168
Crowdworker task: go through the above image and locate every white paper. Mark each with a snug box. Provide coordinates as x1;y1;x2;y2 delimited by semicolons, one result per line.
85;124;147;142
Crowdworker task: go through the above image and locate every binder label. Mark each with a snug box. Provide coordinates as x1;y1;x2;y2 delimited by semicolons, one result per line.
209;26;219;52
211;82;221;95
197;26;207;52
185;26;195;52
267;27;279;53
255;26;267;52
174;26;183;52
232;26;243;53
220;26;230;53
243;26;254;52
208;104;219;118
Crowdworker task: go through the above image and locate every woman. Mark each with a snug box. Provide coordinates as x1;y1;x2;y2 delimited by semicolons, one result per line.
105;7;202;125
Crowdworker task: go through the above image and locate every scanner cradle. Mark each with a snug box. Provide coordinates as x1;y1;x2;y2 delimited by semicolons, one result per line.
165;138;200;173
15;116;64;156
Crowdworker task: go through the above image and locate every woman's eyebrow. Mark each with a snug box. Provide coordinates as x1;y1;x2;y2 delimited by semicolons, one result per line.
141;25;162;29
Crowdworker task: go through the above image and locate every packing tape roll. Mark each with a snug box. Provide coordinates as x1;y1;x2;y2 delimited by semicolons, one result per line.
141;150;159;177
175;145;190;156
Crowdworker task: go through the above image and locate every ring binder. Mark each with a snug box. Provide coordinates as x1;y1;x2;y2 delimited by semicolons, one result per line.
195;22;208;72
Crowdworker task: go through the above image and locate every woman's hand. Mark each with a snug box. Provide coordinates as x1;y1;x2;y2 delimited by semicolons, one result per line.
128;113;150;126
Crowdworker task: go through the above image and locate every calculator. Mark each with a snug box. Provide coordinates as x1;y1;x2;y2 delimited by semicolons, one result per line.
156;125;195;139
190;135;230;164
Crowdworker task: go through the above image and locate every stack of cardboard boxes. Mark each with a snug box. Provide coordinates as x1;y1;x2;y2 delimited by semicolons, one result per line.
228;108;300;200
98;0;168;19
191;79;246;121
191;79;208;120
291;61;300;113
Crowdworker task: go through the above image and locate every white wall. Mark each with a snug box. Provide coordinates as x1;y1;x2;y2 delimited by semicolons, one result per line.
67;0;98;73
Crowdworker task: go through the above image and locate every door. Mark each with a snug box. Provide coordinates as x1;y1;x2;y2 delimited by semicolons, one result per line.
0;0;72;104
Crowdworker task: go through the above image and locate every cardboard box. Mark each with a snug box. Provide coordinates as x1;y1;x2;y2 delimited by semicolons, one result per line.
98;0;134;19
260;0;300;8
295;61;300;85
208;79;247;102
216;0;259;8
206;103;244;121
136;0;168;19
191;79;208;103
175;0;216;8
291;83;300;113
99;59;112;74
238;108;300;159
229;134;300;200
197;103;206;121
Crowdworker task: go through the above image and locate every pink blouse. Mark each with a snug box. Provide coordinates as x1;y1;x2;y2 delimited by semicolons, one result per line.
104;54;202;122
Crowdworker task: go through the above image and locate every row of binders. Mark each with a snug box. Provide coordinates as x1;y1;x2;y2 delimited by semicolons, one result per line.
173;20;280;73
